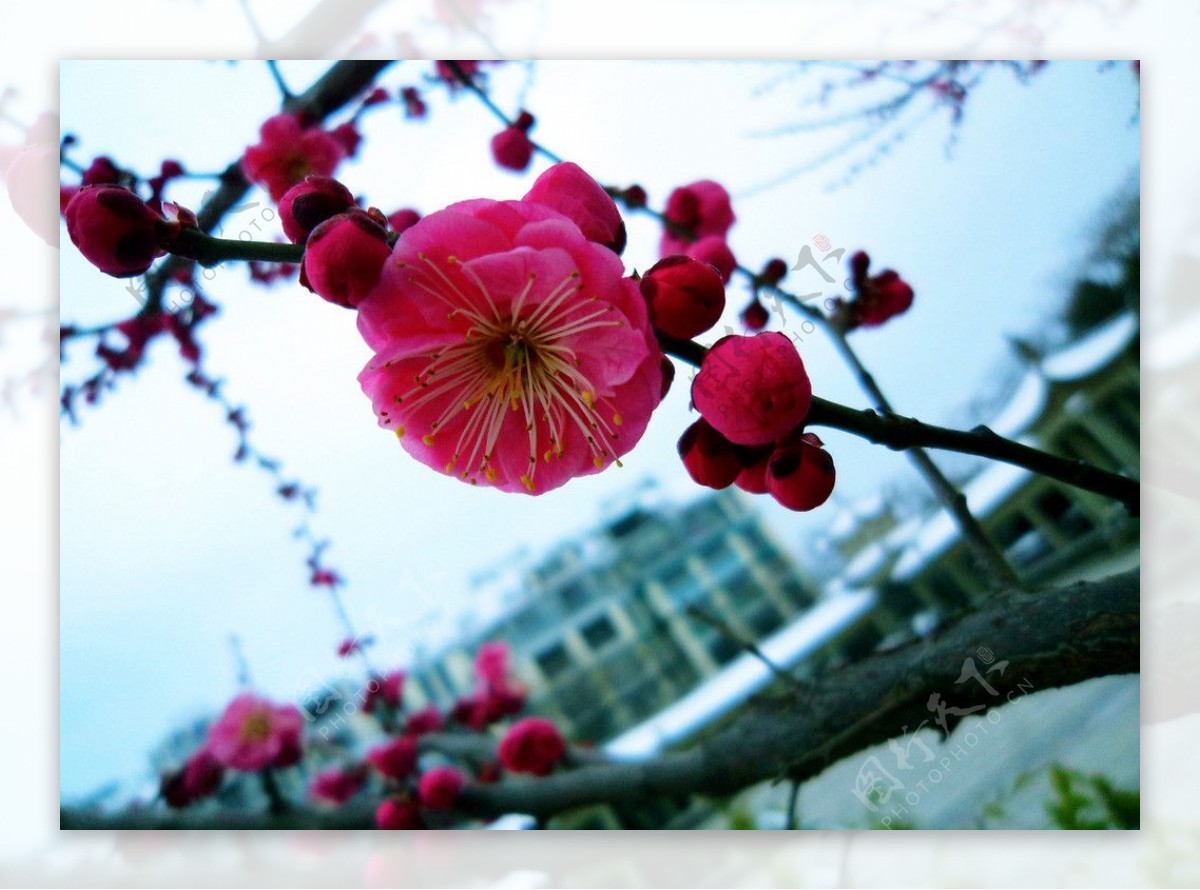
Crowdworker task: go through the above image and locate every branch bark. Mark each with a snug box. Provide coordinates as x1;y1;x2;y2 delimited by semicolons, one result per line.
659;336;1139;514
138;59;394;312
61;568;1138;829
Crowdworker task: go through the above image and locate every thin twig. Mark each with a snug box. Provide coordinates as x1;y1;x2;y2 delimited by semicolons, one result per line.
266;60;294;101
785;778;802;830
659;336;1138;514
685;604;804;691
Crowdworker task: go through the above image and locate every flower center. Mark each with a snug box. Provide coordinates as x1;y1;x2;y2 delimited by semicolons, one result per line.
390;253;629;490
241;712;272;744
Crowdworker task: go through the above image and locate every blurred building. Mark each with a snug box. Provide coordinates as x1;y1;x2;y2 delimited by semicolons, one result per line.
406;486;852;743
822;310;1139;620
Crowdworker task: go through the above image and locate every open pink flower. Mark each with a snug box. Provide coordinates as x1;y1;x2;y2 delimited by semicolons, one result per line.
357;180;663;494
206;693;305;772
241;113;345;202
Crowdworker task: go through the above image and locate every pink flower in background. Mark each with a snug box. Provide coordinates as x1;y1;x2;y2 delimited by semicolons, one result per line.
376;797;424;830
206;693;305;771
418;765;467;809
242;113;345;202
474;641;510;687
498;717;565;776
161;748;225;808
840;250;915;329
403;706;445;737
309;766;367;805
683;235;736;284
367;736;418;780
660;179;735;257
490;111;536;172
387;208;421;236
364;670;406;712
357;167;663;495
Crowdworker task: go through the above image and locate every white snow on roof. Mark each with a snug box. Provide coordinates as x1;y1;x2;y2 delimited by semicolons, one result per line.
603;591;877;760
1043;312;1137;381
843;541;889;584
891;461;1034;581
990;372;1049;439
853;492;885;519
827;507;859;540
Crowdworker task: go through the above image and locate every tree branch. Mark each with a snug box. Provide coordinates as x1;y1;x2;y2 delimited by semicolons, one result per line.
802;304;1022;588
138;60;394;312
60;569;1138;829
659;336;1138;514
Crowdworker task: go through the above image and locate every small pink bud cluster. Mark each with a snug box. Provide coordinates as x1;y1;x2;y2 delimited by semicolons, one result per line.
278;176;414;310
834;250;915;329
660;180;738;283
681;333;835;511
491;110;537;172
449;641;529;731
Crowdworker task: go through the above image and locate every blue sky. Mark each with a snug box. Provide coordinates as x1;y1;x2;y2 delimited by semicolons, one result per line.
59;60;1139;798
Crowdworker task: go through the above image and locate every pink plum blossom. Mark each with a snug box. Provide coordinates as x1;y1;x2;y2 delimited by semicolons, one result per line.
498;717;565;776
659;179;735;257
418;766;467;809
310;766;367;805
357;173;663;495
206;693;305;772
241;113;345;202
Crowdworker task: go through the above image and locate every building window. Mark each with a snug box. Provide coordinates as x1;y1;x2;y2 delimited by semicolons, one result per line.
748;602;784;637
1036;487;1094;537
535;642;571;680
559;581;590;612
709;635;741;666
581;613;618;650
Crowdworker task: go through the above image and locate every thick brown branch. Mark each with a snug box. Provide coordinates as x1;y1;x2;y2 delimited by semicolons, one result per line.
61;569;1137;829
